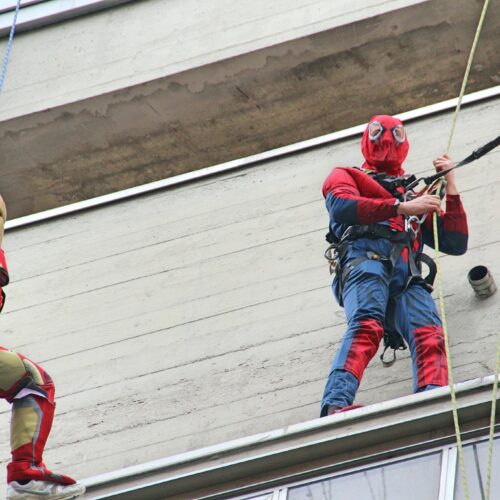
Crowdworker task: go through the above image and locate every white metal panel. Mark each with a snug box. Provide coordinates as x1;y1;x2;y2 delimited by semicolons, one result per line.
0;0;136;32
0;0;42;15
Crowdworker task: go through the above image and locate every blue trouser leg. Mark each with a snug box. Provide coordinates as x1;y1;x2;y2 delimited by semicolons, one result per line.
393;283;448;392
320;259;389;416
321;235;448;417
320;369;359;416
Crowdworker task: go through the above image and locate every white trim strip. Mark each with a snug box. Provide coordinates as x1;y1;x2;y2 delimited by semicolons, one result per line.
439;447;451;500
276;489;288;500
0;0;43;15
438;447;449;500
444;446;458;500
5;84;500;231
0;0;136;36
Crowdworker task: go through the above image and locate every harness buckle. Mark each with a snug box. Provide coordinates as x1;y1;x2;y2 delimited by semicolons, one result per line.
324;244;340;275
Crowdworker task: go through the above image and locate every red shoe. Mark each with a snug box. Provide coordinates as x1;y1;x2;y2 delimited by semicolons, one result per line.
327;404;364;415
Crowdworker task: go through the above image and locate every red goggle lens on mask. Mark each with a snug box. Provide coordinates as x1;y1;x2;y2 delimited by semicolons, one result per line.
367;121;406;144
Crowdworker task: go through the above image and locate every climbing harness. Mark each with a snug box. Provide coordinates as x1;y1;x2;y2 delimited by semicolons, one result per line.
324;169;439;365
365;171;418;200
0;0;22;97
324;4;498;485
322;0;496;496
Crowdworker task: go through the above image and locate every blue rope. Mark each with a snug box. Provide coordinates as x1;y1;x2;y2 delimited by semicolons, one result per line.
0;0;22;96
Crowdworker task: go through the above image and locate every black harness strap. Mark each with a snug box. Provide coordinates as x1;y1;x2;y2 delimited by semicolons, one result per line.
324;167;441;366
380;297;407;367
327;223;437;365
336;224;436;287
418;252;437;288
341;224;412;244
405;134;500;192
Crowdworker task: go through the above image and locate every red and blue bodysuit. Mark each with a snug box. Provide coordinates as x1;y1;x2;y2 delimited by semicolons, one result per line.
320;115;468;416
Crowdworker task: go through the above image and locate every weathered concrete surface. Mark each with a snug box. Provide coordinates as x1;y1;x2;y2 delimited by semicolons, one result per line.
0;0;426;120
0;96;497;493
0;0;498;218
82;380;499;498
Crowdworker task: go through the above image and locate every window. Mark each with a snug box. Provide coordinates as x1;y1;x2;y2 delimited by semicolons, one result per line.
287;453;442;500
454;436;500;500
234;434;500;500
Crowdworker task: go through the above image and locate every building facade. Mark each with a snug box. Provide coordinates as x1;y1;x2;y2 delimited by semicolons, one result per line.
0;1;498;498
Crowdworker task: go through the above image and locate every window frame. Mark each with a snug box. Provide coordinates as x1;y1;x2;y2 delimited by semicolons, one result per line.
231;433;499;500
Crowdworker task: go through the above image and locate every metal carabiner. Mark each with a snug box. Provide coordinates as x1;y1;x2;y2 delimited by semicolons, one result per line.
324;244;339;275
404;215;421;240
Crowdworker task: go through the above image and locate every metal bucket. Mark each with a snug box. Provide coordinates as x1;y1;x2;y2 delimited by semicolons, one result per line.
467;265;497;299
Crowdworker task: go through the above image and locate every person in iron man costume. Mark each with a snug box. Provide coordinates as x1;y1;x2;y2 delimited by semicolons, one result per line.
0;198;85;499
320;115;468;416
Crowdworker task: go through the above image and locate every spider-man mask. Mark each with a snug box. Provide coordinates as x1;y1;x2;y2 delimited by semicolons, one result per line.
361;115;409;176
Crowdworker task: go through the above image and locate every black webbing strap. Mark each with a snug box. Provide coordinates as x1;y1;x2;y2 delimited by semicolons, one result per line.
340;224;413;245
418;252;437;287
340;255;377;284
406;134;500;191
337;224;437;365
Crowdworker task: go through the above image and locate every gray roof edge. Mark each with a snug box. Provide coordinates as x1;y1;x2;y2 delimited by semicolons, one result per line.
81;374;499;498
5;84;500;232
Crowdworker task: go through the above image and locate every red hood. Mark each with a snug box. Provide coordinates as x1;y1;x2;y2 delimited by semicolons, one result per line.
361;114;409;176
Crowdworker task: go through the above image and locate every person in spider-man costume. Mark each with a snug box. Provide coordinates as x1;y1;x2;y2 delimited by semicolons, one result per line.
0;198;85;499
320;115;468;417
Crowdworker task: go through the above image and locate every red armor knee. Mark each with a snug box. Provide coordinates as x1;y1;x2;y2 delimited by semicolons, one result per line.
0;348;76;485
7;394;76;485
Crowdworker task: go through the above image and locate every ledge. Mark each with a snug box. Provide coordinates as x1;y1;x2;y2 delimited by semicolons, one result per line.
4;84;500;232
1;0;498;220
81;375;500;499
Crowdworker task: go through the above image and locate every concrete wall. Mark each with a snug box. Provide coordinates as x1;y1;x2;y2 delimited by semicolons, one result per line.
1;0;499;219
0;0;426;121
0;96;497;492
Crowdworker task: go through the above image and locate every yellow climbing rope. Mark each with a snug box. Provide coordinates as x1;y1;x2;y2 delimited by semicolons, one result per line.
432;215;469;498
432;1;492;499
